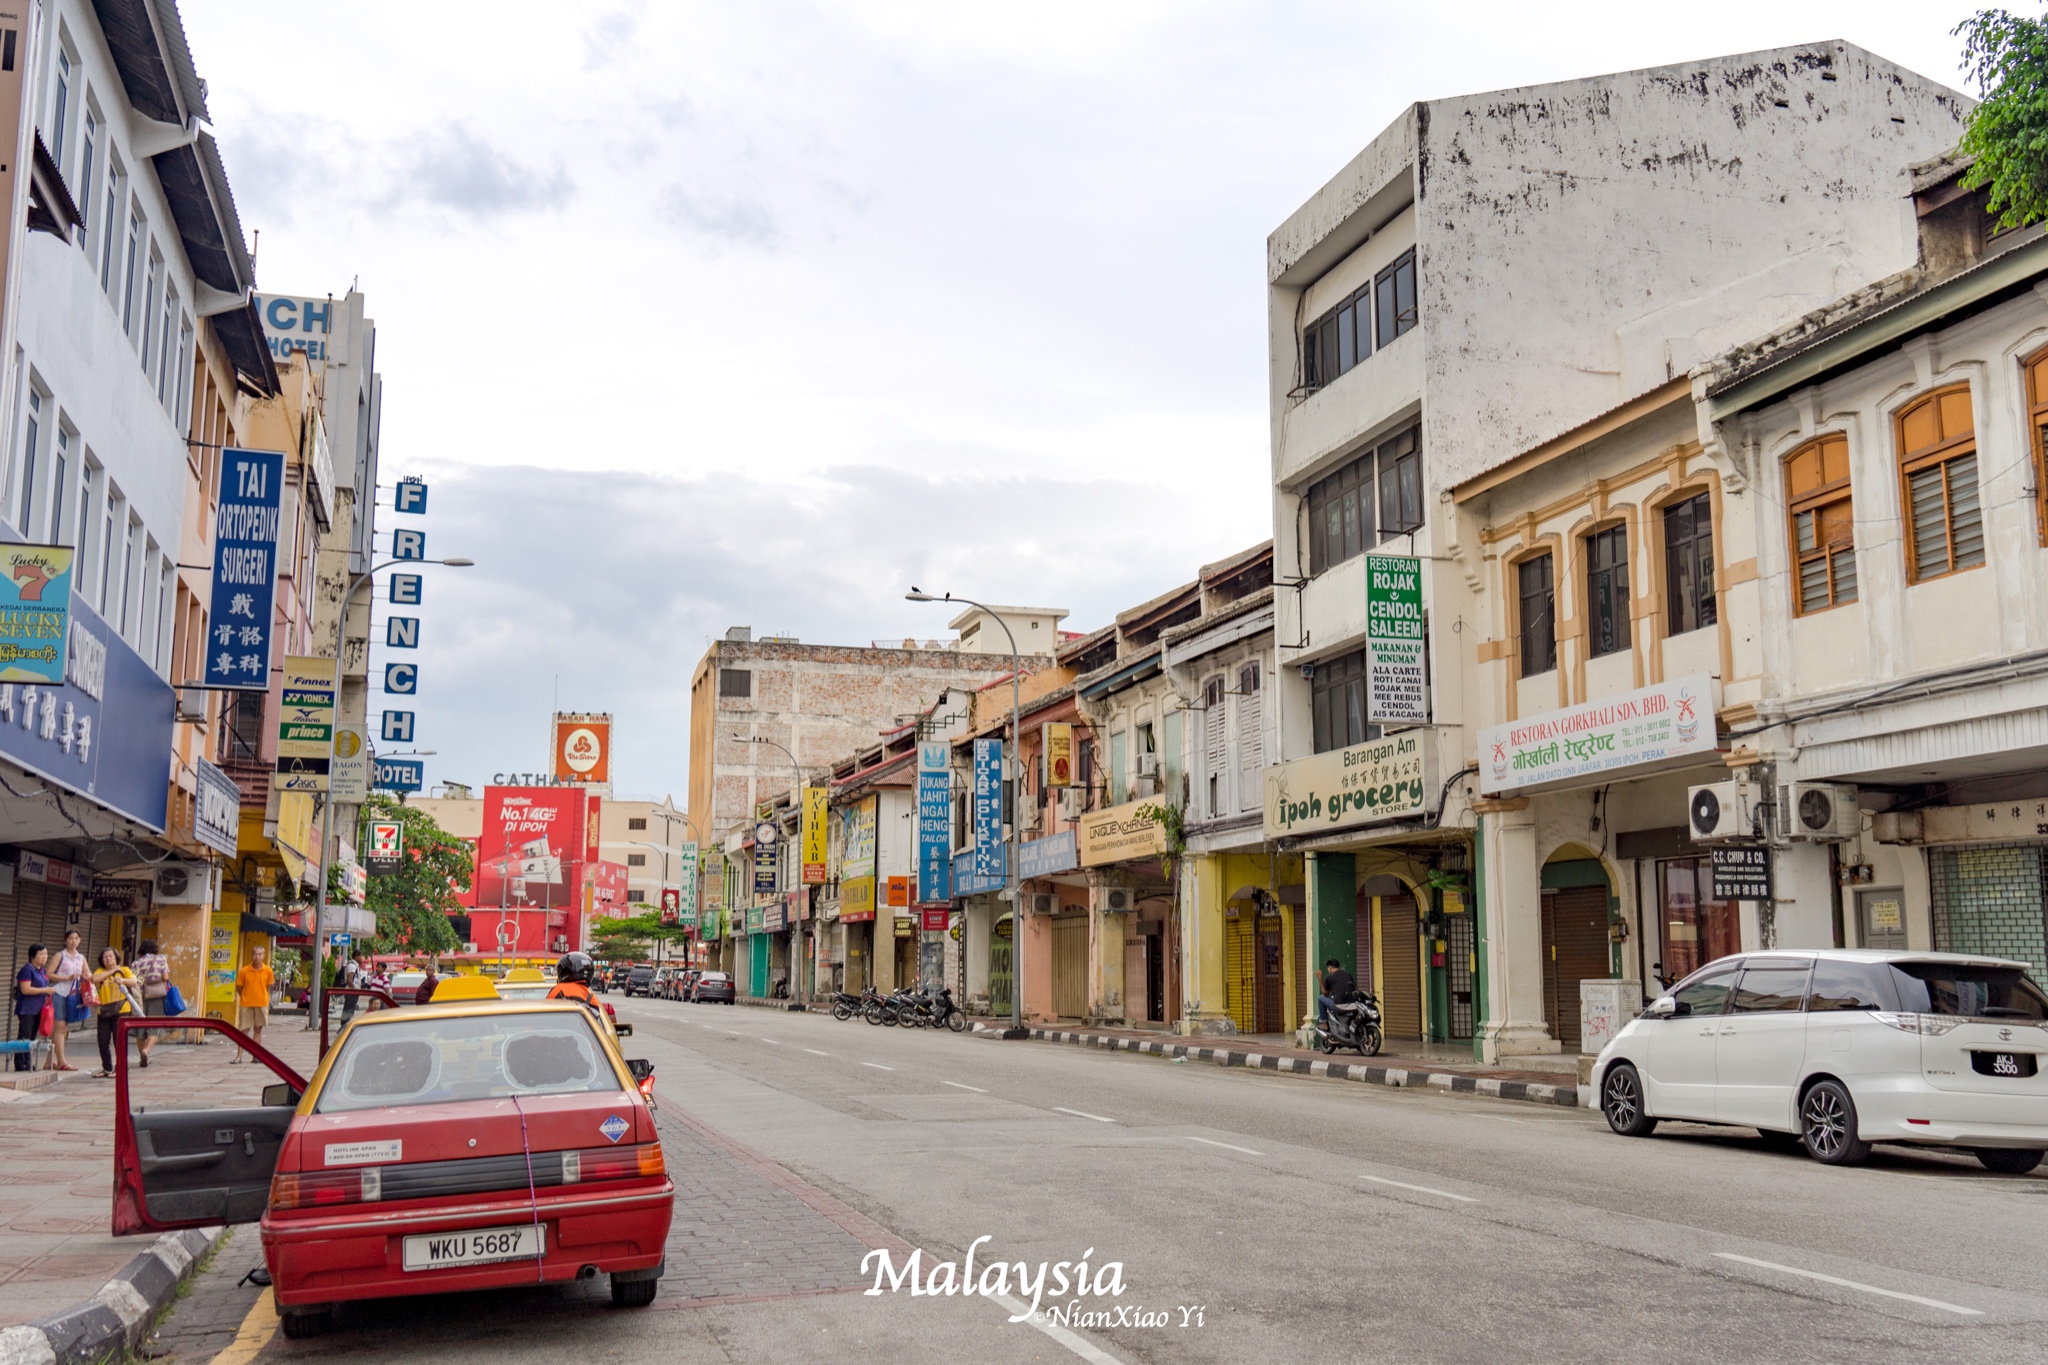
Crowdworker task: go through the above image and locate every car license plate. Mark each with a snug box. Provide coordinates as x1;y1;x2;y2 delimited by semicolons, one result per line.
1970;1051;2039;1079
402;1223;543;1271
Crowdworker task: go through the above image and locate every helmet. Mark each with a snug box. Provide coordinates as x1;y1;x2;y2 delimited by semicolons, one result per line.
555;951;595;985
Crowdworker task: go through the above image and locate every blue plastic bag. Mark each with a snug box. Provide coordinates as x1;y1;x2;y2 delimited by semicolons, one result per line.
163;983;187;1016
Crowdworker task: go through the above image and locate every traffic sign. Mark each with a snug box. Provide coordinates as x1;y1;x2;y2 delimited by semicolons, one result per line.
330;933;351;947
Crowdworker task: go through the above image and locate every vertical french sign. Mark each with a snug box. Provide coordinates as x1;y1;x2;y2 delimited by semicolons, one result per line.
205;450;285;690
1365;553;1427;725
917;741;951;903
972;738;1003;884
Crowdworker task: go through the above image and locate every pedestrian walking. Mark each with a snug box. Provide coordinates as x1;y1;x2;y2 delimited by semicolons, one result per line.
234;947;275;1059
49;929;86;1072
89;948;139;1078
131;940;170;1067
12;945;55;1072
337;953;362;1020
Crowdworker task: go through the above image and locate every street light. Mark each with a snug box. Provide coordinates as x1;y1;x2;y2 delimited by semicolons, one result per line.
734;733;805;1005
308;555;474;1030
905;588;1026;1039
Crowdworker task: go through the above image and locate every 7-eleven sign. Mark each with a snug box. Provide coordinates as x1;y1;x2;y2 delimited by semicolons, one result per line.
367;821;404;876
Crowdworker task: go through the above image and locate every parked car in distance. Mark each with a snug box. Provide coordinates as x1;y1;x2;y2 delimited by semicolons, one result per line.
1595;950;2048;1171
624;964;656;997
692;971;736;1005
654;966;681;1001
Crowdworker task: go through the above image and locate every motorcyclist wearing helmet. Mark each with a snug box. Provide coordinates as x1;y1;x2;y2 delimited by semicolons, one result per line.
548;952;600;1012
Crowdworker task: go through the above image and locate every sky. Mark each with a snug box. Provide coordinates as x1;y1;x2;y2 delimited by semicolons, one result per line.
177;0;1983;803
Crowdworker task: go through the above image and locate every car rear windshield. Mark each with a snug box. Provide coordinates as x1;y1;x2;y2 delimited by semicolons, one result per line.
316;1011;622;1113
1890;963;2048;1022
702;973;729;982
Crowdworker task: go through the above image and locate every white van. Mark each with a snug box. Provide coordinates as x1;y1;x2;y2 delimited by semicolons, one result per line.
1593;950;2048;1171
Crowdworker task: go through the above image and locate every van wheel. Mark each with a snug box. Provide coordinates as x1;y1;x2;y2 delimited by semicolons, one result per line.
1600;1063;1657;1137
611;1276;658;1307
1799;1079;1870;1165
280;1308;333;1339
1974;1148;2046;1174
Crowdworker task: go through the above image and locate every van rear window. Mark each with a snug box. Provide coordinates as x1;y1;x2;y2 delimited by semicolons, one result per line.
316;1011;621;1112
1889;964;2048;1021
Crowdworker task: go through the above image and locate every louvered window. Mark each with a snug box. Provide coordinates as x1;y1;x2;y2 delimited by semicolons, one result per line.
1235;663;1263;813
1203;676;1228;816
1898;385;1983;582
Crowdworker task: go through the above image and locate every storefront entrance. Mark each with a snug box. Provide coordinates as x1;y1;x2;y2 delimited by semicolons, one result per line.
1051;915;1088;1018
990;916;1013;1016
1930;844;2048;967
1540;884;1610;1052
1657;856;1740;985
1353;887;1423;1042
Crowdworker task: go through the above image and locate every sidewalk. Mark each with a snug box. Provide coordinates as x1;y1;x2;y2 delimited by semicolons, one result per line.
0;1019;320;1329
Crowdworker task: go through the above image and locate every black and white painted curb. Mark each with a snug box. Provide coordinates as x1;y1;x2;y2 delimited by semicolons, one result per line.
977;1024;1579;1108
0;1228;222;1365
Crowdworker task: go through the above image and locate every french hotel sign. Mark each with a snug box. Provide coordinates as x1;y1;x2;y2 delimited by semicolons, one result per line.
1263;730;1435;839
1477;674;1718;796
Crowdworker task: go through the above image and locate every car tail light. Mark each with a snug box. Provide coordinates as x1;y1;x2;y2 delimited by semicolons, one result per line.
563;1142;665;1183
1872;1012;1964;1036
270;1167;378;1210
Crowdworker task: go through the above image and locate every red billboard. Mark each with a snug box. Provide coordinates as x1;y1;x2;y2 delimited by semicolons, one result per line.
475;786;590;954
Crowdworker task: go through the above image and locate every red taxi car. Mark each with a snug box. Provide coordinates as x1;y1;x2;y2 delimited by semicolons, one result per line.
113;998;673;1338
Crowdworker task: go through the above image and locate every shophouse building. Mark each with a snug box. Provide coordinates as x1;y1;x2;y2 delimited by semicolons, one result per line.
1266;44;1969;1060
1694;150;2048;970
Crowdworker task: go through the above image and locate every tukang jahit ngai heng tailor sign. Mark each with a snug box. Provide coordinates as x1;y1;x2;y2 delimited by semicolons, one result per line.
1263;730;1436;838
1477;674;1719;796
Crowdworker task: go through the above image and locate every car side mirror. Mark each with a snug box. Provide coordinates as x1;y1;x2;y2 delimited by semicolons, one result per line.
1644;998;1680;1019
262;1082;303;1107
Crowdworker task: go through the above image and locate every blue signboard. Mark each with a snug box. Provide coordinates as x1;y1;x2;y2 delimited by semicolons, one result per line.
394;478;428;514
1019;830;1079;880
204;449;284;690
917;767;951;903
390;574;421;605
373;759;423;793
383;662;417;694
381;710;414;742
0;595;173;830
952;849;1002;897
973;738;1003;883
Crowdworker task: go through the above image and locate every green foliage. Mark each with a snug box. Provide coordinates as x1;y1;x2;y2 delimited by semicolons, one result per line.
591;910;692;962
1134;801;1187;878
358;796;471;956
1956;8;2048;228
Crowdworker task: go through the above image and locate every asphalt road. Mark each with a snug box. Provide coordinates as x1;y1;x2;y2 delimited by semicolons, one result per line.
150;996;2048;1365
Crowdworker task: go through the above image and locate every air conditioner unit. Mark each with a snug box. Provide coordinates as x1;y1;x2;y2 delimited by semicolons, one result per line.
1103;887;1134;913
1135;754;1160;778
1057;788;1087;819
1029;893;1056;915
1778;783;1860;842
153;861;214;903
176;686;209;723
1687;782;1749;842
1019;799;1043;833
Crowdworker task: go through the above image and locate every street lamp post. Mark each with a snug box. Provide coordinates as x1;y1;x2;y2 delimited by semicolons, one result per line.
905;589;1026;1039
307;555;473;1030
734;734;804;1006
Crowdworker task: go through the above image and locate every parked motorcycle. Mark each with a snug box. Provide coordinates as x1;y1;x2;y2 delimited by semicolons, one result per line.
929;986;968;1033
1318;991;1384;1056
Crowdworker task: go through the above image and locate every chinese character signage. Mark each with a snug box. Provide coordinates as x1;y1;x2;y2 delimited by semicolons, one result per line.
1365;554;1427;724
1711;846;1772;901
801;786;828;884
1263;731;1436;838
0;543;72;683
973;738;1003;883
1477;675;1718;795
275;657;335;792
204;449;284;690
917;745;951;904
752;821;779;897
1044;722;1073;786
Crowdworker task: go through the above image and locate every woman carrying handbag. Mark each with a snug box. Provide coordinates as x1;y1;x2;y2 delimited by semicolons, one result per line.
11;945;54;1073
131;940;170;1067
88;948;140;1079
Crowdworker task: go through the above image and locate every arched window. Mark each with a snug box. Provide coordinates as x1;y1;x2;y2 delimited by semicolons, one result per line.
2027;348;2048;544
1784;435;1855;612
1897;385;1982;581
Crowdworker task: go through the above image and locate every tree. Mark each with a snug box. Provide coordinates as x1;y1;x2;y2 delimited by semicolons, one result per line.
1957;8;2048;228
589;909;691;963
349;796;472;957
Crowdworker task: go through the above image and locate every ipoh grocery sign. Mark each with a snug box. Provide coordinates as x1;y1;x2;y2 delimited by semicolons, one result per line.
1263;731;1434;838
1476;673;1718;795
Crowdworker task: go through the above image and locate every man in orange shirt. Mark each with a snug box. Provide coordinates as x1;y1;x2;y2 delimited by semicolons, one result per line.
233;946;274;1060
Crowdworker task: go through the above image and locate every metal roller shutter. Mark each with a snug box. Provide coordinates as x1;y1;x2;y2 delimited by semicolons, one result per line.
1052;916;1088;1019
1542;886;1612;1051
1380;894;1422;1040
1224;913;1254;1034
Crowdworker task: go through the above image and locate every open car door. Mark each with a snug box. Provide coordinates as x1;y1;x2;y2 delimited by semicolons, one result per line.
112;1017;308;1236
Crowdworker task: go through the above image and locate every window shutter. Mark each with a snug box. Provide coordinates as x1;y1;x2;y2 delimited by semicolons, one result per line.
1204;677;1228;812
1236;668;1263;813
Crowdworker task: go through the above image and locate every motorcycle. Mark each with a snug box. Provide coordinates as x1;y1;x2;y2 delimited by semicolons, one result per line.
1318;991;1383;1056
829;991;864;1021
929;986;968;1033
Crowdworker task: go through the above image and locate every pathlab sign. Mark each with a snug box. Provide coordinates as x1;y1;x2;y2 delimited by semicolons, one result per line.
1263;731;1434;838
1478;674;1718;795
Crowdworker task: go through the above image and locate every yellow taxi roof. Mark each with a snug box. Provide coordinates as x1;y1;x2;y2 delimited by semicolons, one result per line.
500;967;549;983
427;976;501;1003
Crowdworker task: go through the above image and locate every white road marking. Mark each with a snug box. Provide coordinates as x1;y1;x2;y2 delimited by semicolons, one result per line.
1054;1106;1115;1123
803;1048;831;1056
989;1291;1125;1364
760;1038;781;1045
1362;1175;1477;1202
862;1062;895;1071
940;1080;988;1092
1711;1253;1983;1316
1184;1136;1264;1155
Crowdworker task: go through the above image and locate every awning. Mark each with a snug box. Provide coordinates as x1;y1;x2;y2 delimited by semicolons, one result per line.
239;913;297;936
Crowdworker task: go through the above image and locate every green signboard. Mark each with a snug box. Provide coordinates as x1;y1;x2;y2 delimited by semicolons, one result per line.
1365;554;1426;724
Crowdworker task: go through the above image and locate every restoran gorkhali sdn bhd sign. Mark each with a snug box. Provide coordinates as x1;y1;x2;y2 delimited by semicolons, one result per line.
1477;674;1719;796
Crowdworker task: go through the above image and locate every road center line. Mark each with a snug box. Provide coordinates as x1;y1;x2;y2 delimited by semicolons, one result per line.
989;1291;1126;1364
1711;1253;1983;1316
862;1062;896;1071
760;1038;781;1045
1053;1106;1115;1123
1185;1136;1264;1155
1362;1175;1476;1202
803;1048;830;1056
940;1080;988;1092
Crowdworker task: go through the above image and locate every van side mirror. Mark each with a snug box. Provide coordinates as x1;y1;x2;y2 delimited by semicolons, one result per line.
1644;997;1680;1019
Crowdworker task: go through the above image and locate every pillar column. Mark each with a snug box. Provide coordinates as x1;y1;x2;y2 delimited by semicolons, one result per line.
1176;854;1233;1035
1474;798;1556;1060
1300;850;1356;1043
1086;873;1127;1025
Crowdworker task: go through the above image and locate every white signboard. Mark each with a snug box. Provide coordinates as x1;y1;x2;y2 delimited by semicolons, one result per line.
1478;674;1718;795
1365;554;1427;724
330;724;369;802
1263;731;1436;839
